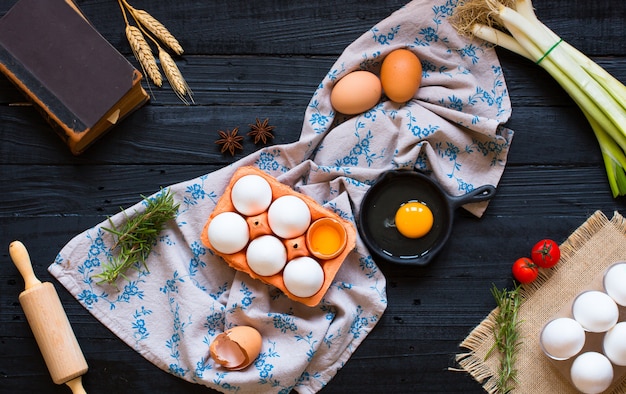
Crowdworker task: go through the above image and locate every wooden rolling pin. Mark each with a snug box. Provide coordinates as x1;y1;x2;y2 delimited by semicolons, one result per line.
9;241;88;393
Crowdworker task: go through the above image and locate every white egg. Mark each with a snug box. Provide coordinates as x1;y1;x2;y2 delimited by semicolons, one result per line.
267;195;311;239
572;290;619;332
246;235;287;276
570;352;614;394
540;317;585;360
207;211;249;254
231;174;273;216
604;322;626;366
604;262;626;306
282;256;324;298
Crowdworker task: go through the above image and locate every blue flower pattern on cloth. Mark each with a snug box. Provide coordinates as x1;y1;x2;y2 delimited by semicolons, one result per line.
49;1;513;393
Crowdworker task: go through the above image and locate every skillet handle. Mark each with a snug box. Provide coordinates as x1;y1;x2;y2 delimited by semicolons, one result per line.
448;184;497;209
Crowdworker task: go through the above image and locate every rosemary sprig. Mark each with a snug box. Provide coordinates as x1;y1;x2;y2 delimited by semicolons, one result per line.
93;189;179;286
485;284;522;394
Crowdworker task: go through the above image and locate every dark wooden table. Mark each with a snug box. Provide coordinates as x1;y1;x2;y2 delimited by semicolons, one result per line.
1;0;625;393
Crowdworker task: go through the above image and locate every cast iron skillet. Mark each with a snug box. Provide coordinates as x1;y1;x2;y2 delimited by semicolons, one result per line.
358;170;496;266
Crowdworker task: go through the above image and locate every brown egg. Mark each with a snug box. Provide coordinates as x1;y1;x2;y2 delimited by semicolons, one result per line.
380;49;422;103
209;326;262;370
330;70;382;115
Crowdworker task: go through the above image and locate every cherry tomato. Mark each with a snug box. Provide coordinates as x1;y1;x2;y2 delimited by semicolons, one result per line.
512;257;539;284
531;239;561;268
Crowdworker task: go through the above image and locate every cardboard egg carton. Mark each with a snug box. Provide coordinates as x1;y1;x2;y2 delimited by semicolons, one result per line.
201;166;357;307
541;262;626;393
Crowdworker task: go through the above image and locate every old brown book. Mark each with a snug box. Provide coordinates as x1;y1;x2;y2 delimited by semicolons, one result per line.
0;0;149;155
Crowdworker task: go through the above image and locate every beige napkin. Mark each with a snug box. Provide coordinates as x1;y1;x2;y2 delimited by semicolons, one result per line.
49;1;513;393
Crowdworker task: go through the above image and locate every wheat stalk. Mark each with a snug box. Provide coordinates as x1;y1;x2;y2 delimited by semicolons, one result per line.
129;8;184;56
158;46;193;104
125;25;162;87
118;0;192;104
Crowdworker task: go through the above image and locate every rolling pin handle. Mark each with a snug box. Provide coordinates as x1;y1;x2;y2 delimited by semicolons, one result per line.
9;240;42;289
66;376;87;394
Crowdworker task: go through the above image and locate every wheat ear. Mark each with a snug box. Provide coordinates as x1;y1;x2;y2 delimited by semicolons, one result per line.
130;8;184;56
158;47;194;104
125;25;162;87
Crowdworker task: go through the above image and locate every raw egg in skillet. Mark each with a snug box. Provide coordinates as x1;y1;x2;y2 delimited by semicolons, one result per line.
394;201;433;238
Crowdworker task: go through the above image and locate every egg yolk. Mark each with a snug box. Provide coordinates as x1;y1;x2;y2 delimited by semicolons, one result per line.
394;201;433;238
309;224;342;256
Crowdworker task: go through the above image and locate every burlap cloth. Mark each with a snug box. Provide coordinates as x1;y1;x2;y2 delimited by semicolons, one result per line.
456;210;626;394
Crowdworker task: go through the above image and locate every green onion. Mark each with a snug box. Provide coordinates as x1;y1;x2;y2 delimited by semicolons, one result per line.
452;0;626;197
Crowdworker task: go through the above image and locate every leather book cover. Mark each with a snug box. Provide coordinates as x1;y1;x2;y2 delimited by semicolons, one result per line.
0;0;149;154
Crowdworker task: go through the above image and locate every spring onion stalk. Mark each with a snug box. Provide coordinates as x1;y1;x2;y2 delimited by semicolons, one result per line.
452;0;626;197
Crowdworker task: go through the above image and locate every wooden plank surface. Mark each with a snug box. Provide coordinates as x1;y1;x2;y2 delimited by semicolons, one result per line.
1;0;626;393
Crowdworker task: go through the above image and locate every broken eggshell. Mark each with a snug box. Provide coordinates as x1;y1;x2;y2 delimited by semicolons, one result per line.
209;326;262;370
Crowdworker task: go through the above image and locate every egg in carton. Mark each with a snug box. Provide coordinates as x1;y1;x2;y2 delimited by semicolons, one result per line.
201;166;357;307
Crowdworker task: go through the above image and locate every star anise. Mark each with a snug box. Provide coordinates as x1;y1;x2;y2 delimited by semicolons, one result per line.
248;118;275;144
215;127;244;156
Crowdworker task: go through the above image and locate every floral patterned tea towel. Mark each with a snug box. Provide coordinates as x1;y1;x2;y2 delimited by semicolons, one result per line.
49;1;513;393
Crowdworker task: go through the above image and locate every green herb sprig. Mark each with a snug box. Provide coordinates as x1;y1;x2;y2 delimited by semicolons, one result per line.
93;189;179;286
485;284;522;394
